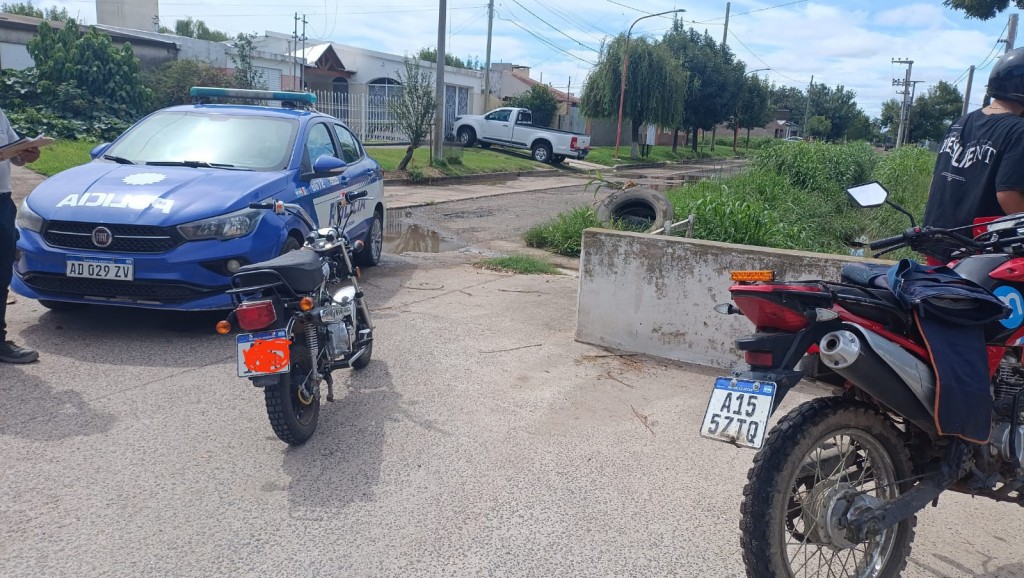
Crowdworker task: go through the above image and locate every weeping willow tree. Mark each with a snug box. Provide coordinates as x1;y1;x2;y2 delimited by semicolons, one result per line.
581;34;687;159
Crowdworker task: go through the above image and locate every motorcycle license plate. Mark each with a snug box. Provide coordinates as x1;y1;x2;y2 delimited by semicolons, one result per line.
699;377;777;450
236;329;290;377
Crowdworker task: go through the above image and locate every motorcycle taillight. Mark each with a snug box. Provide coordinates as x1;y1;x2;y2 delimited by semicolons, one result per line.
236;299;277;331
744;351;774;367
732;296;809;332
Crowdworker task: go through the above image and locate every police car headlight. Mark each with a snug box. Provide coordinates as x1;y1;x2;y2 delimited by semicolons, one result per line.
177;208;263;241
15;200;43;233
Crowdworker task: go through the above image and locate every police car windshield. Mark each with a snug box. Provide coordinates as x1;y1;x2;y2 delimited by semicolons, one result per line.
104;111;299;171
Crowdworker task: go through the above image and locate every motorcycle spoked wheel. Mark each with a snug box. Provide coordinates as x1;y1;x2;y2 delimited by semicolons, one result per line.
263;340;321;445
740;397;916;578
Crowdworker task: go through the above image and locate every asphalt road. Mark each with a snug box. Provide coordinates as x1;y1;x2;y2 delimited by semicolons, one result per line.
2;184;1023;576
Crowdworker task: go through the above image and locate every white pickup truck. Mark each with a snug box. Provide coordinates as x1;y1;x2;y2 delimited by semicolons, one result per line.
452;107;591;164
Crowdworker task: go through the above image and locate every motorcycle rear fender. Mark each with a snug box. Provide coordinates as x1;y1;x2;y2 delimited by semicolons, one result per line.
735;319;843;413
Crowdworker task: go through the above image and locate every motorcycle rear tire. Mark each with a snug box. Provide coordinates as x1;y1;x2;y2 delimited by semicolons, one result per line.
263;344;320;445
740;397;916;578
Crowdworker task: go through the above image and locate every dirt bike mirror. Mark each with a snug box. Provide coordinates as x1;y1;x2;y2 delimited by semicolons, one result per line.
846;181;889;208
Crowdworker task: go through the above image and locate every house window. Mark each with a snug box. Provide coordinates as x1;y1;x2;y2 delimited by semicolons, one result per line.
367;77;403;140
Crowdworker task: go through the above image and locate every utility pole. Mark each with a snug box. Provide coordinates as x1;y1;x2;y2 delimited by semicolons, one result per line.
905;80;924;144
963;65;975;116
722;2;730;46
892;59;913;148
292;13;300;90
1007;13;1019;52
433;0;448;164
301;15;308;91
483;0;494;111
803;75;813;138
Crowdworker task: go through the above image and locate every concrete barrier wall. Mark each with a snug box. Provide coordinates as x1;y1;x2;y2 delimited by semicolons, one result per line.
576;229;892;369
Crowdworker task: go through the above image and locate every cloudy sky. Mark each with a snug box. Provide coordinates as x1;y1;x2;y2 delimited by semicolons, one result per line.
45;0;1018;118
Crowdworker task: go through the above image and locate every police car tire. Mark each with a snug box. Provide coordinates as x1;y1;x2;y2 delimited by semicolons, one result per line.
280;236;302;255
354;210;383;267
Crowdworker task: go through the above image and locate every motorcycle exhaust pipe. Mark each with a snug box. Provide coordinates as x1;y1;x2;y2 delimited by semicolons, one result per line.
819;327;937;435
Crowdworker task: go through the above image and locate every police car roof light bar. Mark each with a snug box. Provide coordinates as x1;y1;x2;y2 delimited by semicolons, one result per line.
189;87;317;109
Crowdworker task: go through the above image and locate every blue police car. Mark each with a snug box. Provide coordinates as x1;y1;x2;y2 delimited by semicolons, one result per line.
12;87;385;311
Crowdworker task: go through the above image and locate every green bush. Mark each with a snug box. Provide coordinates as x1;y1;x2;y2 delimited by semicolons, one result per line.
754;140;879;195
524;206;603;257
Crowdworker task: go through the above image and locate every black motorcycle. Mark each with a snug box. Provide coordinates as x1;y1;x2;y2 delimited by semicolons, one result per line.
217;191;375;445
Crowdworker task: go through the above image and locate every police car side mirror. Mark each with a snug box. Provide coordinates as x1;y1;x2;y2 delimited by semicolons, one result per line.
312;155;348;177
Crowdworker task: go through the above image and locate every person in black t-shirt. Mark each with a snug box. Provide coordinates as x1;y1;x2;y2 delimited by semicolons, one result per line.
922;47;1024;263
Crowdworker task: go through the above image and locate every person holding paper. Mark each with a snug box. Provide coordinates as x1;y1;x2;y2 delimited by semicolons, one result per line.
1;107;39;363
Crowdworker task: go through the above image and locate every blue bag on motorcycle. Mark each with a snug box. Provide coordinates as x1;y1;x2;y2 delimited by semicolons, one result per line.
886;259;1011;443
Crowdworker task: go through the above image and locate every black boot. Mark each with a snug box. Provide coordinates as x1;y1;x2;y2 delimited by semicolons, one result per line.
0;340;39;363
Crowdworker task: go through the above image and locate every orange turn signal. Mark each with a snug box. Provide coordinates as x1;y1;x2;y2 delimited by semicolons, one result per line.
215;320;232;334
730;270;775;282
354;266;362;278
299;297;315;311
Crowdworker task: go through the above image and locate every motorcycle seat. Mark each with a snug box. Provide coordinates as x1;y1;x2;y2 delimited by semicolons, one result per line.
236;248;325;293
840;263;891;289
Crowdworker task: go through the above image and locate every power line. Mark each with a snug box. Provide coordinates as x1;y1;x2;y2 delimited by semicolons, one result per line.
508;0;599;52
728;30;809;84
532;0;611;43
494;8;596;65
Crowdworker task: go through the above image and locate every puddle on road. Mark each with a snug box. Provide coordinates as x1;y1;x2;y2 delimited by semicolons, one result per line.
384;208;467;254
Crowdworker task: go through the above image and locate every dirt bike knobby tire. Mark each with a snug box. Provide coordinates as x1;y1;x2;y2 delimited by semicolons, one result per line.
739;397;916;578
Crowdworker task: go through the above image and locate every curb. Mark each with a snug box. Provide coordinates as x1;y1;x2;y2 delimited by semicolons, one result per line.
387;182;584;211
385;169;562;187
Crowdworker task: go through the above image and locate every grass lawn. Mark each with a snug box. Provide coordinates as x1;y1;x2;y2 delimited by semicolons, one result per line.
366;146;544;179
477;255;561;275
30;141;545;181
585;143;754;167
30;139;100;177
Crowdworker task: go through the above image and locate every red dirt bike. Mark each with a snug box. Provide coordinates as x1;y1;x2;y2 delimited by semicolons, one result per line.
702;182;1023;577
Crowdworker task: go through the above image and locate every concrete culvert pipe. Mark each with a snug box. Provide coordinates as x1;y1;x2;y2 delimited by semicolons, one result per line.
594;187;674;233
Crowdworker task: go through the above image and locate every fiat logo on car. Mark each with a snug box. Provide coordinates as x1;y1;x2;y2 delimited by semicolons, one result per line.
92;226;113;248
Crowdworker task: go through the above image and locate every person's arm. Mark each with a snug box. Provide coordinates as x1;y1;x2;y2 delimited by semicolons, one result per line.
997;190;1024;215
11;147;39;166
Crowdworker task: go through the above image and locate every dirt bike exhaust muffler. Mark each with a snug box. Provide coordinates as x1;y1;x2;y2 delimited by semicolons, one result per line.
818;326;937;435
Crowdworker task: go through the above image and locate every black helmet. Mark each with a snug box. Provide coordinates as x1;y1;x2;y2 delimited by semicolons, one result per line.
988;47;1024;105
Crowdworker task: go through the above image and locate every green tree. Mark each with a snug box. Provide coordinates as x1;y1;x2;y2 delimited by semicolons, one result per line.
662;23;743;152
944;0;1024;19
908;81;964;142
1;2;68;19
231;32;266;90
879;98;903;134
736;74;772;149
145;59;236;110
580;34;686;159
807;115;832;140
806;82;863;141
27;19;151;118
769;84;807;119
508;84;559;128
1;2;41;17
415;47;478;69
387;58;435;171
174;17;231;42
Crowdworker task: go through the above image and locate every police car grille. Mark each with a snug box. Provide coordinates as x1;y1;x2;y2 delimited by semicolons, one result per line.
43;221;182;253
22;274;221;303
